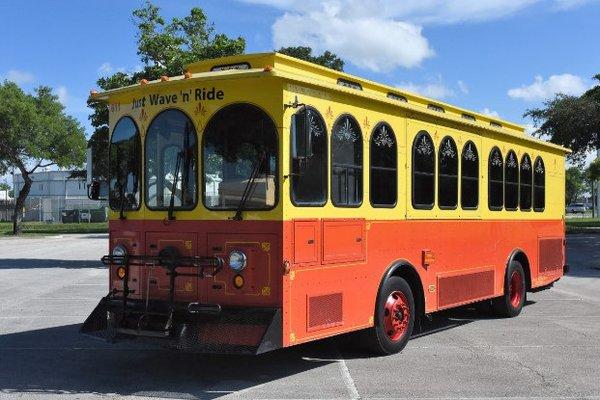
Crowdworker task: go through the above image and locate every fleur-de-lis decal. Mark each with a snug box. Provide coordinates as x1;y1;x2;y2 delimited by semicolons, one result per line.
522;157;531;170
325;106;334;120
463;143;476;161
194;102;207;117
374;125;394;148
140;108;148;122
363;116;370;130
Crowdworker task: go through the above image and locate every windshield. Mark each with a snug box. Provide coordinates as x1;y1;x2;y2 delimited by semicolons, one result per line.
203;103;278;210
109;116;141;210
145;109;197;210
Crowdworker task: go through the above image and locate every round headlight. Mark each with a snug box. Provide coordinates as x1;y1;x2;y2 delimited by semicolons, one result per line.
228;250;247;272
112;245;127;265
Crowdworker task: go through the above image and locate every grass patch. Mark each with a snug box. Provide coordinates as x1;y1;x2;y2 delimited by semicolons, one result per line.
565;218;600;233
0;221;108;236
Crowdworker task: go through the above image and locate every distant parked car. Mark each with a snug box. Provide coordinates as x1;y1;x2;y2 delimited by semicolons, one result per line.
566;203;587;214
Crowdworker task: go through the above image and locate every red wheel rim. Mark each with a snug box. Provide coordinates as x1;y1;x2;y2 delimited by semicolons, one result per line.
383;290;410;341
509;270;523;308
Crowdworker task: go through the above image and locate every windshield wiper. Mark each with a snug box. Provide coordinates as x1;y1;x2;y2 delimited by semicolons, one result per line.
118;181;127;220
232;151;266;221
168;150;184;221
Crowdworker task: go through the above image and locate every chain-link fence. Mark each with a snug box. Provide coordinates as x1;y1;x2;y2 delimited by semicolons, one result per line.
16;197;108;223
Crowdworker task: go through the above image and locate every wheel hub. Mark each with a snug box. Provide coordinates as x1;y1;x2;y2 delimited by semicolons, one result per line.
383;290;410;342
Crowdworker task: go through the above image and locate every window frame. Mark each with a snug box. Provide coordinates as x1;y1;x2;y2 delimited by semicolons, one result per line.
330;114;363;208
460;140;479;210
109;115;142;212
289;105;328;207
369;121;398;208
533;156;545;212
437;135;459;210
488;146;504;211
519;153;532;211
411;130;436;210
504;150;519;211
144;108;199;212
200;102;280;212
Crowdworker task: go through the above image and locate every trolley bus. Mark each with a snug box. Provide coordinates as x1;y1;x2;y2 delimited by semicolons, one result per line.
83;52;569;355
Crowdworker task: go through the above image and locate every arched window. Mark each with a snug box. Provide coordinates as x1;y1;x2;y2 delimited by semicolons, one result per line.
461;141;479;209
520;154;532;211
202;103;278;210
505;150;519;210
290;107;327;206
488;147;503;210
438;136;458;209
534;157;545;212
109;116;141;211
145;109;198;210
370;123;397;207
412;131;435;209
331;115;362;206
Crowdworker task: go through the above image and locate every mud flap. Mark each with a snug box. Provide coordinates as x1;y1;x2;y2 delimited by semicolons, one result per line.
80;297;120;342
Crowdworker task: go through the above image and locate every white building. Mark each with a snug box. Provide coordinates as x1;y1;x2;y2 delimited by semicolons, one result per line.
12;169;106;222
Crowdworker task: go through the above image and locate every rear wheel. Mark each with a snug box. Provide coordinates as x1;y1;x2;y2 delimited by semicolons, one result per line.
493;260;526;317
365;276;415;355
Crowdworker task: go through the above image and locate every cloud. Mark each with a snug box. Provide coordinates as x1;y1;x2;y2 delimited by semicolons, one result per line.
457;80;469;94
398;76;455;100
273;6;434;71
97;62;114;75
3;69;35;84
552;0;599;10
507;74;589;101
56;86;68;105
481;108;500;117
54;85;87;115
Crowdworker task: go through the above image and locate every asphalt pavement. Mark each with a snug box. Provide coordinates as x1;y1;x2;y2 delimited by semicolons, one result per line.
0;233;599;400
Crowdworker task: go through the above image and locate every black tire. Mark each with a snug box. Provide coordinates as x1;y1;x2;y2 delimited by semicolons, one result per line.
492;260;526;317
365;276;415;355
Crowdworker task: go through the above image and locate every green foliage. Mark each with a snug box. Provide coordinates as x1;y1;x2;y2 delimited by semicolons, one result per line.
587;157;600;183
88;2;246;181
525;76;600;164
566;166;587;204
0;81;86;172
0;183;10;191
278;46;344;71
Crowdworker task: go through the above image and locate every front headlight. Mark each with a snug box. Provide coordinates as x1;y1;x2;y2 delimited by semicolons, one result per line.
112;244;127;265
228;250;247;272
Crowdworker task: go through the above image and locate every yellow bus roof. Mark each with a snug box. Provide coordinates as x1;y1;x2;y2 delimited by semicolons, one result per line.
91;52;570;154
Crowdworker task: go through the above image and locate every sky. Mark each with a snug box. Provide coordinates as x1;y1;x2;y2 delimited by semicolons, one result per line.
1;0;599;185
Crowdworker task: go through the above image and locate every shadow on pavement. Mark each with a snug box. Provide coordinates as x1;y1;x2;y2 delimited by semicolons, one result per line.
0;259;104;269
0;323;333;399
565;234;600;279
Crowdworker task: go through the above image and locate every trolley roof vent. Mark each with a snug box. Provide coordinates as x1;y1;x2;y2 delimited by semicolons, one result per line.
210;62;251;72
427;104;445;113
337;78;363;91
490;121;503;128
387;92;408;102
462;113;476;121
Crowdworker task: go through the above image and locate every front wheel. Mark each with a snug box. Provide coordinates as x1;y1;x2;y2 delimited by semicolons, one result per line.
493;260;526;317
365;276;415;355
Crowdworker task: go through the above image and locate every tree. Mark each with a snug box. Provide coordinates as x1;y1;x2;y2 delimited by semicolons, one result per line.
0;81;86;234
525;75;600;164
278;46;344;71
88;2;246;181
566;166;586;205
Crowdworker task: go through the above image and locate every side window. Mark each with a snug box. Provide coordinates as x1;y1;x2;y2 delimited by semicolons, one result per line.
109;116;141;211
331;115;363;206
505;150;519;210
534;157;545;212
438;136;458;209
461;141;479;209
412;131;435;209
290;107;327;206
488;147;503;210
370;123;397;207
520;154;532;211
